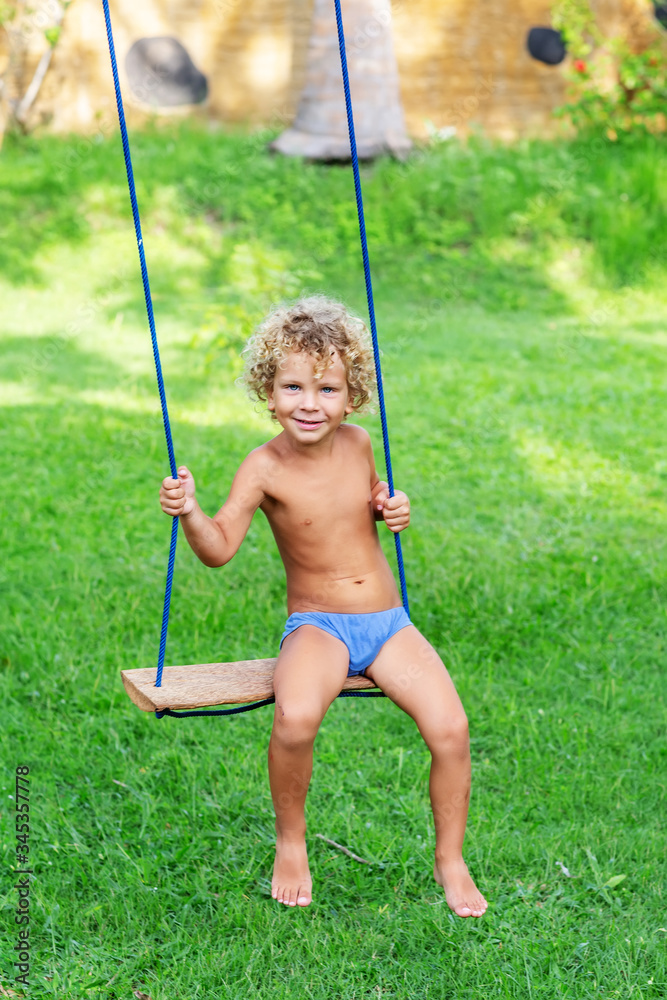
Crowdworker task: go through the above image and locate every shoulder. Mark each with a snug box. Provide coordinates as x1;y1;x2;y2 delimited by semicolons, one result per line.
339;422;373;461
239;437;293;492
332;425;373;480
228;443;275;499
339;422;371;448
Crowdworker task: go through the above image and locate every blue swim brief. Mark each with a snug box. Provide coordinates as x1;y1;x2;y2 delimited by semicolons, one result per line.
279;606;412;677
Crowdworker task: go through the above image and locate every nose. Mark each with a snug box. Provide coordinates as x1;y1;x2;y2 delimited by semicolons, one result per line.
300;390;319;411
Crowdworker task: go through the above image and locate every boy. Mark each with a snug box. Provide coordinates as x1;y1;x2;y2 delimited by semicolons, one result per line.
159;296;487;917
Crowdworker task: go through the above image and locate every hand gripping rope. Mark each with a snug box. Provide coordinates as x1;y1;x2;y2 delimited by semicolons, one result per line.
102;0;408;718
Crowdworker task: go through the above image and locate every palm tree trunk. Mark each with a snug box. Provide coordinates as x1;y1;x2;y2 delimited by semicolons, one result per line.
271;0;411;160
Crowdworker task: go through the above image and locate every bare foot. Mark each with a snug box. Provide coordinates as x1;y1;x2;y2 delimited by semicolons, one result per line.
272;837;312;907
434;857;488;918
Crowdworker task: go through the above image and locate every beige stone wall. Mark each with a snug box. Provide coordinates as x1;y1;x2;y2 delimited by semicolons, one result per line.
1;0;659;139
392;0;657;139
393;0;565;139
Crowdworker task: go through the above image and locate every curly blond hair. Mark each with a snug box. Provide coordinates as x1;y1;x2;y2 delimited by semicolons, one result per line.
239;296;376;421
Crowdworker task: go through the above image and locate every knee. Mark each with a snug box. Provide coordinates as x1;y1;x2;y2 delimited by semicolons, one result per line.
424;709;469;757
271;700;321;750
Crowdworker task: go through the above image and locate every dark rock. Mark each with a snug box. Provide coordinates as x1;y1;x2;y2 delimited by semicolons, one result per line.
526;27;567;67
126;37;208;107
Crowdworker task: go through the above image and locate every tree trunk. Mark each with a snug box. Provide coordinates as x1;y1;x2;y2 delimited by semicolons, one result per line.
271;0;411;160
0;0;68;146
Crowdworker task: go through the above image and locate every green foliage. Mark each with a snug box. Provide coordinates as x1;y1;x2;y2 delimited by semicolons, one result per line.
43;25;62;48
552;0;602;57
1;124;665;301
553;0;667;135
0;1;17;26
0;127;666;998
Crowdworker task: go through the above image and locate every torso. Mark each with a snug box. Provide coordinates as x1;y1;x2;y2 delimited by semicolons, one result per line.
257;424;402;615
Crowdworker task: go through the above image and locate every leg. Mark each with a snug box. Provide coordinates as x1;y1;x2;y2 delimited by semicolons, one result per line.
365;625;488;918
269;624;349;907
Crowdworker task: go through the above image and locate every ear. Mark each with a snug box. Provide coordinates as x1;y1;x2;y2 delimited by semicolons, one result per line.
266;389;275;410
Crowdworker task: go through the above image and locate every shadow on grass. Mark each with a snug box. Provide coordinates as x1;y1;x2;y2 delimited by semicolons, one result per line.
3;126;665;314
2;334;129;391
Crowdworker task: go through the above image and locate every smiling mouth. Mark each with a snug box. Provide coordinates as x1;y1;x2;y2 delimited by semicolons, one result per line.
294;417;323;427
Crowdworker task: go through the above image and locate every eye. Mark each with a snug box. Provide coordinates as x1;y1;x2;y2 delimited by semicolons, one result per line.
285;384;300;391
321;387;336;394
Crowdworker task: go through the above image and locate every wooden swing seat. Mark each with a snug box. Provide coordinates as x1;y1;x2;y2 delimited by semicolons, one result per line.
121;658;378;713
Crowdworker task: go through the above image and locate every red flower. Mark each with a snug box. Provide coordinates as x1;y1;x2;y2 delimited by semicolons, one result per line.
573;59;587;73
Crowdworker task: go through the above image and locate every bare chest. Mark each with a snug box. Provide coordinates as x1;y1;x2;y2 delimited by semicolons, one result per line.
260;454;372;538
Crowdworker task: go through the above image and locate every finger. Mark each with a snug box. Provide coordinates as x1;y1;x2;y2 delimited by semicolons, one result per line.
385;493;408;510
384;506;408;521
382;490;403;507
385;513;409;527
161;494;184;508
388;520;408;532
161;504;183;516
161;490;184;503
162;477;180;489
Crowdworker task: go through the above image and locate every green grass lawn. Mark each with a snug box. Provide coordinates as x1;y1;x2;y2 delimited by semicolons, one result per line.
1;124;666;999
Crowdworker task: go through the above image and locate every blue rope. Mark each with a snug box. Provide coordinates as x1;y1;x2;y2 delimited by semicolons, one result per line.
333;0;410;618
102;0;177;700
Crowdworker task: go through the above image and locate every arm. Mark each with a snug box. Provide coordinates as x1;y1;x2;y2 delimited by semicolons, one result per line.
360;427;411;533
159;452;266;567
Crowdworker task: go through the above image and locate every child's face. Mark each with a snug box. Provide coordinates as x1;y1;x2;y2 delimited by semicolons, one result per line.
267;350;353;441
